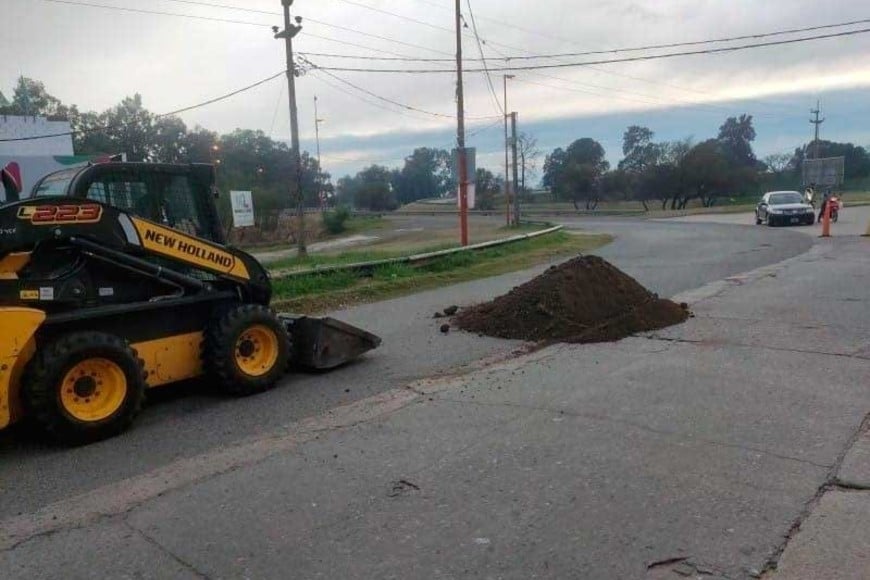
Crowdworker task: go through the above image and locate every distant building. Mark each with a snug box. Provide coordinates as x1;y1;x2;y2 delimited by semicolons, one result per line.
0;115;88;200
0;115;73;156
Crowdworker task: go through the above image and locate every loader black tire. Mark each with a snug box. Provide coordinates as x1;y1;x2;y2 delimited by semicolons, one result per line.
22;332;146;445
204;304;291;396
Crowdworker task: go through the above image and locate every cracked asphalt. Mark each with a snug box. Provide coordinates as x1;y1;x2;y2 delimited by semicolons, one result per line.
4;214;868;579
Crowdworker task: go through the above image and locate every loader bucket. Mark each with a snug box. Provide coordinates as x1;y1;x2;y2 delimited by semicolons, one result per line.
279;314;382;370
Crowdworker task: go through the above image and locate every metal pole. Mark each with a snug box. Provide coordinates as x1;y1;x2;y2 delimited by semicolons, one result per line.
511;112;520;226
503;74;514;227
455;0;469;246
810;100;825;160
276;0;306;256
314;94;323;210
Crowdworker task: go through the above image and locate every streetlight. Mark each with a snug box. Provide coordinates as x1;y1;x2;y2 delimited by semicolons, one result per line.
314;95;325;209
274;0;306;256
503;74;515;227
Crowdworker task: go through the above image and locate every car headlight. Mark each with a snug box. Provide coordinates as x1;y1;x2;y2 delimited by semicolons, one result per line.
769;209;783;214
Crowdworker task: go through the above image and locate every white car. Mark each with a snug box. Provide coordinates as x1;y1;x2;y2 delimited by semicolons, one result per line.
755;191;815;226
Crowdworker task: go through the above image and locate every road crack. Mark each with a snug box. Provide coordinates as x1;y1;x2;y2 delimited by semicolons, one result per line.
123;519;212;579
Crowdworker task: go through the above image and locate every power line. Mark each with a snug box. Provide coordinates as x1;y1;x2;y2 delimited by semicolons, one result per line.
301;33;423;59
334;0;454;34
309;69;446;121
310;27;870;73
306;63;499;121
157;0;276;16
295;15;870;62
381;0;840;111
0;70;286;142
465;0;503;115
41;0;454;57
40;0;272;27
303;16;453;56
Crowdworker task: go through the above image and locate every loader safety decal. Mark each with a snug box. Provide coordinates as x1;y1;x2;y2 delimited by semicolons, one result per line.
17;204;102;225
131;218;250;280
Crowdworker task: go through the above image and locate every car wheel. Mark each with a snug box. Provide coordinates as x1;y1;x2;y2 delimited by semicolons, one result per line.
755;213;762;225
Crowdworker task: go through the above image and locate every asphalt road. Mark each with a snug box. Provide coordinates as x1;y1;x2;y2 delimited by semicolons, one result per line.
0;216;812;520
666;203;870;237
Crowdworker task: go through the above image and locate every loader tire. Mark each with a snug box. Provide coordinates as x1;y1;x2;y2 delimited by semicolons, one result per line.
22;332;146;445
204;304;291;396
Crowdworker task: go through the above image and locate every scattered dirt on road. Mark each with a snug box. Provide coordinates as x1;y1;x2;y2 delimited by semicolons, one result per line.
454;255;688;343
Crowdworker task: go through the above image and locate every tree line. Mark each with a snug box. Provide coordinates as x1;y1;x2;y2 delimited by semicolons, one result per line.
1;77;328;224
6;78;869;215
543;115;870;211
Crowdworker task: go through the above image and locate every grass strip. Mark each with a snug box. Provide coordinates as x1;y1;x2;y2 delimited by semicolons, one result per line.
271;230;612;314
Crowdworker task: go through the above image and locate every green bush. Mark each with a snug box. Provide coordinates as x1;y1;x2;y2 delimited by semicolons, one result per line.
322;206;351;234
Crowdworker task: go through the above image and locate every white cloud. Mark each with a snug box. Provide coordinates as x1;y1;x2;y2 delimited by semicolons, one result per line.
3;0;870;175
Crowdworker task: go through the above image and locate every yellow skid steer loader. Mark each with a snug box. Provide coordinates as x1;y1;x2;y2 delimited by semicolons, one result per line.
0;162;380;444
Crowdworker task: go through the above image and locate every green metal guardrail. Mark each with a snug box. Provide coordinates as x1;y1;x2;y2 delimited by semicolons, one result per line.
271;225;564;279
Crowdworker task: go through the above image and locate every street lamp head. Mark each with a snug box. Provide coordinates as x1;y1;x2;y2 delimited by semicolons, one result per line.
295;16;302;24
272;25;279;34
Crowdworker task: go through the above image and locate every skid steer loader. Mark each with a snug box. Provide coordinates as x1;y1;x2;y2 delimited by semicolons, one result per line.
0;161;380;444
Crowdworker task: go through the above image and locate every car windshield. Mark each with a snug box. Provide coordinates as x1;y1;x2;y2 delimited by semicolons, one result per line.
31;168;78;198
768;192;803;205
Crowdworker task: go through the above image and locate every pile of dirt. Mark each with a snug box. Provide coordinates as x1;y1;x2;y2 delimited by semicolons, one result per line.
454;255;689;344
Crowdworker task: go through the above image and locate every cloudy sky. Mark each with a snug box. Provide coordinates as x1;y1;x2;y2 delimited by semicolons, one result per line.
4;0;870;182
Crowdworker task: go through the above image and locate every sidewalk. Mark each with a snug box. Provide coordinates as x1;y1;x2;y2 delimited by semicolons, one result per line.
2;237;870;579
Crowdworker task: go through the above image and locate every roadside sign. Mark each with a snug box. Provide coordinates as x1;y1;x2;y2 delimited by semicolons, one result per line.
453;148;477;209
802;157;845;187
230;190;255;228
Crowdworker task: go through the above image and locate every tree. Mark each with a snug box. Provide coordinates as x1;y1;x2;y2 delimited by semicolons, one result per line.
340;165;397;211
618;125;658;173
618;125;662;209
98;94;156;162
391;147;452;204
543;138;609;210
517;132;541;192
763;153;792;175
1;77;74;118
789;141;870;180
717;114;757;168
475;168;501;210
681;140;731;207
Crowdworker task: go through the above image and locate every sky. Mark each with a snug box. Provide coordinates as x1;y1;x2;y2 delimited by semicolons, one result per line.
3;0;870;184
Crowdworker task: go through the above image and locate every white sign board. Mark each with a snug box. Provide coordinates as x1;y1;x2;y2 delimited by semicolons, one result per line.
457;184;476;209
230;190;254;228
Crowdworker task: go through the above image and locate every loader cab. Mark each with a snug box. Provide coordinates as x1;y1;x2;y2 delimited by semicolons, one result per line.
31;163;226;244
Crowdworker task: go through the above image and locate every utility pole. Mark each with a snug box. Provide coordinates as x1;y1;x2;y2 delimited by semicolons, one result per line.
314;95;324;209
503;74;514;227
511;112;520;226
454;0;469;246
810;100;825;160
274;0;306;256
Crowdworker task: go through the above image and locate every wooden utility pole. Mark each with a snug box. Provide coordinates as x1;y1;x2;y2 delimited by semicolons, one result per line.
810;101;825;160
503;74;514;227
511;112;520;225
275;0;306;256
455;0;469;246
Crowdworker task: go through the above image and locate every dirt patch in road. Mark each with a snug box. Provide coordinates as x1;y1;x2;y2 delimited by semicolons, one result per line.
454;255;688;343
